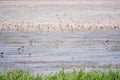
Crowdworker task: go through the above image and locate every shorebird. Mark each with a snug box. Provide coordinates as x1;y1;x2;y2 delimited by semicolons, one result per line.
18;46;24;53
100;27;103;29
0;52;4;54
88;26;92;30
21;46;24;52
18;48;21;50
18;46;24;50
0;52;4;58
105;39;109;44
21;46;24;48
28;53;31;56
105;39;109;50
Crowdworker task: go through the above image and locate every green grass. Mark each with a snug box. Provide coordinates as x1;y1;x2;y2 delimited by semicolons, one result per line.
0;68;120;80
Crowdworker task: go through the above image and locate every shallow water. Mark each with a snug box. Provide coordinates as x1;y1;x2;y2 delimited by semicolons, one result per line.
0;31;120;74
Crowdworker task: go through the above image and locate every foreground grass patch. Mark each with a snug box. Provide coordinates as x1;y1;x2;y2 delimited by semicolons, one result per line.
0;68;120;80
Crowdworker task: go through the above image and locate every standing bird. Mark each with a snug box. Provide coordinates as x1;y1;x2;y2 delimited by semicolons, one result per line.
28;53;31;56
18;46;24;53
18;47;21;50
21;46;24;52
0;52;4;54
105;39;109;50
0;52;4;58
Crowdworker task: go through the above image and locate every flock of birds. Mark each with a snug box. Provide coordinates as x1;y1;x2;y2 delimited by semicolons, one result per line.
0;39;110;58
0;19;120;32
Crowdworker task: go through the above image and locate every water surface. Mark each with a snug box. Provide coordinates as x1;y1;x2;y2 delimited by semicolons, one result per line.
0;31;120;74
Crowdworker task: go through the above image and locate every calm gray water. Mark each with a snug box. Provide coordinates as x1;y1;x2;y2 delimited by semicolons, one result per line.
0;31;120;74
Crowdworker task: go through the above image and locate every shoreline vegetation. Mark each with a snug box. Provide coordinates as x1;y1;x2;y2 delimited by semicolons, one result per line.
0;68;120;80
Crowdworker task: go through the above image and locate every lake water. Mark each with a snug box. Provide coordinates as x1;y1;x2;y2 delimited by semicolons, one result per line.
0;31;120;74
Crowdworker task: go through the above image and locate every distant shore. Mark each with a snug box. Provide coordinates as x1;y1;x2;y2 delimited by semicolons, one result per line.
0;0;120;32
